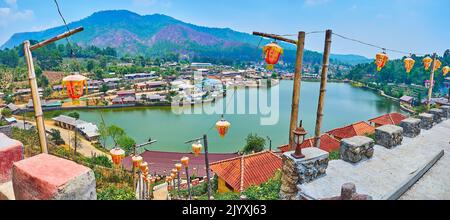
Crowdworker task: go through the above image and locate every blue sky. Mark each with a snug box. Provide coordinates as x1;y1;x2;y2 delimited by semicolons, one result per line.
0;0;449;58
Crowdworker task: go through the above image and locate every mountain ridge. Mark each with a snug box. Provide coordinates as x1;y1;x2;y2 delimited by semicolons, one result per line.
1;10;369;65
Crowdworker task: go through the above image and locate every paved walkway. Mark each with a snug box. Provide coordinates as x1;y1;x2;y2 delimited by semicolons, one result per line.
400;120;450;200
300;119;450;200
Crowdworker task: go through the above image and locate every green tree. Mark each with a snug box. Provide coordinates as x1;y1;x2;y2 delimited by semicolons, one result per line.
100;84;109;94
86;60;95;72
242;133;266;154
67;111;80;119
117;135;136;154
49;128;65;145
98;121;109;148
107;125;125;147
1;108;13;118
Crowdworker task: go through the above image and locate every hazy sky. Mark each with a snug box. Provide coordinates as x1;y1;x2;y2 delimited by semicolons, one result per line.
0;0;449;58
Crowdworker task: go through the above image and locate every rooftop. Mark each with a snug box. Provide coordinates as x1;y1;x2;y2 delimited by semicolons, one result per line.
277;133;341;153
327;121;375;140
210;151;282;192
369;113;407;126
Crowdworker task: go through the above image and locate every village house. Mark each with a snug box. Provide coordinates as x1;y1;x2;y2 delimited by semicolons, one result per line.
209;151;282;193
368;113;407;127
27;99;62;109
400;95;415;107
112;91;136;105
326;121;375;140
124;72;157;81
52;115;99;141
277;133;341;153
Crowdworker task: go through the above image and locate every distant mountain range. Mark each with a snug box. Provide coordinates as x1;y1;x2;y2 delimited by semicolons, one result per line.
1;10;370;65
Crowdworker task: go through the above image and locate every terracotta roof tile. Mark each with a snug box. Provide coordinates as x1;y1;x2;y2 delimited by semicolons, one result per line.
327;121;374;140
369;113;407;126
277;134;341;153
210;151;282;192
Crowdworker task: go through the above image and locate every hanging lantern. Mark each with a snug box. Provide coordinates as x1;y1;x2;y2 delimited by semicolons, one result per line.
62;75;88;103
175;163;182;171
109;147;125;166
443;66;450;76
404;57;415;73
433;59;442;72
375;52;389;72
263;42;284;70
181;156;190;167
170;173;176;179
216;118;231;138
192;141;203;157
423;56;433;70
140;161;148;173
132;155;143;168
171;168;178;175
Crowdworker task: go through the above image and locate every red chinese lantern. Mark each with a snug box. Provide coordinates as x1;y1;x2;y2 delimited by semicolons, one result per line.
171;168;178;175
192;141;203;157
62;75;88;102
443;66;450;76
423;56;433;70
181;156;190;167
433;59;442;72
132;155;143;168
263;42;284;70
404;57;415;73
110;148;125;166
216;118;231;138
375;52;389;72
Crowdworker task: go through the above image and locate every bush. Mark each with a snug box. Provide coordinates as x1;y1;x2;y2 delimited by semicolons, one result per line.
242;170;282;200
1;108;12;118
97;185;135;200
85;155;113;168
242;133;266;154
329;151;340;160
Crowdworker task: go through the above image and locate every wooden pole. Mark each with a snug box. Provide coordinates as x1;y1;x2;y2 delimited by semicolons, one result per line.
203;134;212;200
252;32;297;45
185;166;192;200
427;53;437;110
314;30;332;148
23;41;48;153
289;32;306;150
29;27;84;51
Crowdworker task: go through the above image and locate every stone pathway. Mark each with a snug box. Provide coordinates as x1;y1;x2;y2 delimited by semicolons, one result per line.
400;120;450;200
299;119;450;200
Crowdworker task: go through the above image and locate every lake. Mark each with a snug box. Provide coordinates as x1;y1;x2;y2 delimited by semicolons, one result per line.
76;80;402;153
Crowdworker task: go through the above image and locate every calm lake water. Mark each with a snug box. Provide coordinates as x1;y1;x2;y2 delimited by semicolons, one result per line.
76;80;402;153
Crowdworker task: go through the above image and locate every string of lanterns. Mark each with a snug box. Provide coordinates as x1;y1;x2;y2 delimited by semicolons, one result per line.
375;52;448;75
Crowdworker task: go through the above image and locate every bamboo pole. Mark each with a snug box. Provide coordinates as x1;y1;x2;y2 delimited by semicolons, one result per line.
252;32;297;45
23;41;48;153
314;30;332;148
289;32;306;149
29;27;84;51
427;53;437;111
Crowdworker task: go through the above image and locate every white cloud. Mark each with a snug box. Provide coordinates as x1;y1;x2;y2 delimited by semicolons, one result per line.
4;0;17;6
0;6;33;27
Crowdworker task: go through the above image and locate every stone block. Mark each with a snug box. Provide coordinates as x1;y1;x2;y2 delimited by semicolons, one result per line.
419;113;434;130
399;118;421;138
280;148;329;200
375;125;403;149
0;133;23;184
429;108;444;123
440;106;450;119
340;136;375;163
12;154;96;200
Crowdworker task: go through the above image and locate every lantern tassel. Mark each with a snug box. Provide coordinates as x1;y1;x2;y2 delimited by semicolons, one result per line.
266;64;274;70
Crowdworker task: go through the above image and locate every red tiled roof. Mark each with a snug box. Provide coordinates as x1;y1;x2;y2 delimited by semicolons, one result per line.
369;113;407;126
122;150;240;177
209;151;282;192
277;134;341;153
327;121;375;140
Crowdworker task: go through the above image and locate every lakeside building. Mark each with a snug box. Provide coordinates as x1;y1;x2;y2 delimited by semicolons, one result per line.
400;96;415;107
124;72;157;81
52;115;99;141
112;91;136;105
277;133;341;153
210;151;282;193
190;63;214;70
134;81;166;91
122;150;240;177
368;113;407;127
326;121;375;140
26;99;62;109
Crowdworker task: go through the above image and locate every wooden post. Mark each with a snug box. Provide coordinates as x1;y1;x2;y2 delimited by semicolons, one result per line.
314;30;332;148
23;41;48;154
427;53;437;111
203;134;212;200
185;166;192;200
289;32;306;150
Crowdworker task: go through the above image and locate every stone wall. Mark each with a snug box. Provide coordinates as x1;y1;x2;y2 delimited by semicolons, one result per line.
400;118;421;138
340;136;375;163
375;125;403;149
419;113;434;130
280;148;329;200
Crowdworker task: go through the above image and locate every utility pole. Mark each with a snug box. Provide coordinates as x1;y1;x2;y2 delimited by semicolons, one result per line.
252;31;306;151
314;30;332;148
266;136;272;151
23;27;84;154
185;135;212;200
427;53;437;111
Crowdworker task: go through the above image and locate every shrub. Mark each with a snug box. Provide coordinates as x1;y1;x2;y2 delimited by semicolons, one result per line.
242;170;282;200
97;185;135;200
